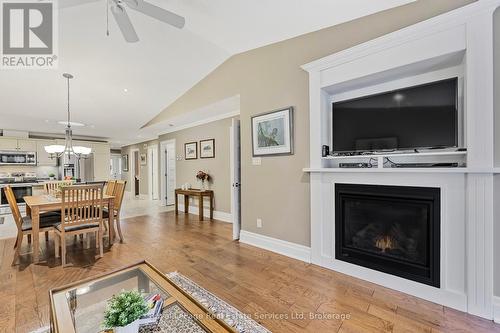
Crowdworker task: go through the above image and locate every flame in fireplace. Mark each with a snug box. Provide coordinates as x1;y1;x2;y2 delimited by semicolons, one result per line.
375;235;396;253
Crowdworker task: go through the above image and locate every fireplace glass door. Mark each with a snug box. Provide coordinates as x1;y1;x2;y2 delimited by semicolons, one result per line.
335;184;440;287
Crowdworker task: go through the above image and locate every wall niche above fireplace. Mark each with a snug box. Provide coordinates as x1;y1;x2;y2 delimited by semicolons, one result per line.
335;183;440;287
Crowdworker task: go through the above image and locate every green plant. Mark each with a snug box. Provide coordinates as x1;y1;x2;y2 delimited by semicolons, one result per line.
48;173;55;178
103;290;148;328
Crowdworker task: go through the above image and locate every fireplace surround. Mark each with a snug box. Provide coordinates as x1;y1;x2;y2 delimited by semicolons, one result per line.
335;184;440;287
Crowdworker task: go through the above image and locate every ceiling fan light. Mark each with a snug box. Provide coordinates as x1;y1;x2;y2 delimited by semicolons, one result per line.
44;145;65;154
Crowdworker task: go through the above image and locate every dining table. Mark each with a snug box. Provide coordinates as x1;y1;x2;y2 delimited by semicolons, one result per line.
23;194;115;263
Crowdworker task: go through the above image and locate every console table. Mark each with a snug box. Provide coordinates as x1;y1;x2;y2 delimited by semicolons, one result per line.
175;188;214;221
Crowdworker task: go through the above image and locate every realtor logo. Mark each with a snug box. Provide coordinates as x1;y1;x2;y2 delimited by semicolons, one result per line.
1;0;58;69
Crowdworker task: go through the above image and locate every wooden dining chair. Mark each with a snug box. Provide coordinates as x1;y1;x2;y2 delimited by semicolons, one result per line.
54;184;105;267
103;180;127;243
105;180;117;196
44;180;74;195
4;186;61;265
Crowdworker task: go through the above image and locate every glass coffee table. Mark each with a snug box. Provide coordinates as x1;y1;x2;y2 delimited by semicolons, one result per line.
49;261;234;333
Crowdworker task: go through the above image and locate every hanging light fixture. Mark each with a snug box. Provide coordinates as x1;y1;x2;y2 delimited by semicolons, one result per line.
44;73;92;159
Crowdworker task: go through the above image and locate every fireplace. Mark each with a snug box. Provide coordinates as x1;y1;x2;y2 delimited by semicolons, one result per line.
335;184;440;287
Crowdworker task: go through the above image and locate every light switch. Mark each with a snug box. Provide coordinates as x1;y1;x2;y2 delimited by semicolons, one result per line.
252;157;262;166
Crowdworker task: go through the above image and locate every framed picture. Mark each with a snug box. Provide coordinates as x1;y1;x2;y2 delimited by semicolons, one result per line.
185;142;198;160
140;153;147;165
122;154;129;172
200;139;215;159
251;106;294;156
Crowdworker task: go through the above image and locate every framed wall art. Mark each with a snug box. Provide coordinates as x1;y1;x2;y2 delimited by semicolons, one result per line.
251;106;294;156
200;139;215;159
185;142;198;160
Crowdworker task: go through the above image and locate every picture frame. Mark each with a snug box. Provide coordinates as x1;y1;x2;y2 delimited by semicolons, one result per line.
122;154;129;172
200;139;215;159
184;142;198;160
140;153;147;165
251;106;294;156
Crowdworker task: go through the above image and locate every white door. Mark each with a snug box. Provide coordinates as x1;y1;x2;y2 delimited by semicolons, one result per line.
148;146;159;200
230;118;241;240
110;154;122;180
165;142;176;205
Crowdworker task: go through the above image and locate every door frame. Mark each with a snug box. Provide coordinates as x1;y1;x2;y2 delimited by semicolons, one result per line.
160;139;176;206
147;144;159;200
130;148;140;196
230;118;241;239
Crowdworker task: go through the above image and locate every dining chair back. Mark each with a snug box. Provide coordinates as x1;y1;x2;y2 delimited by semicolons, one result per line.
44;180;74;195
105;180;117;196
4;186;23;233
55;184;105;266
5;185;60;265
108;180;127;242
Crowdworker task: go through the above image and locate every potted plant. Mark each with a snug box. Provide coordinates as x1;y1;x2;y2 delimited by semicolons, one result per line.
196;171;211;190
48;172;56;180
103;290;148;333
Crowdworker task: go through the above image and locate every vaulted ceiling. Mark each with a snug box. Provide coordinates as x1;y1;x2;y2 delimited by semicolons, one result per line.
0;0;413;147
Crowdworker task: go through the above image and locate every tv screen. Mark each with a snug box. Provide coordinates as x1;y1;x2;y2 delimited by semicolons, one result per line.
332;78;458;153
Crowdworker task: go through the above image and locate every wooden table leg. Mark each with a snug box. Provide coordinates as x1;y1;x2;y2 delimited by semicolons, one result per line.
175;193;178;215
26;204;31;217
199;195;204;221
210;194;213;220
184;195;189;214
32;206;40;263
108;198;115;245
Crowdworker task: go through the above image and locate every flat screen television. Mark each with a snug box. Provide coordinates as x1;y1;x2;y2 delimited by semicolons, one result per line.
332;78;458;153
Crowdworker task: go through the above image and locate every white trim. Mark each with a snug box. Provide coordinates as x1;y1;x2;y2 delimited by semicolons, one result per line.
160;139;176;207
158;110;240;136
147;144;159;200
494;296;500;324
177;204;232;223
239;230;312;263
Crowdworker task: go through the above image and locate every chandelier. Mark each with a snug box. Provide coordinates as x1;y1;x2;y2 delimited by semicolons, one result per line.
44;73;92;159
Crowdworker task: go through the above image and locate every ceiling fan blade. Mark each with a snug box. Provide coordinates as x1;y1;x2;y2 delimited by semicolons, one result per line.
110;4;139;43
123;0;185;29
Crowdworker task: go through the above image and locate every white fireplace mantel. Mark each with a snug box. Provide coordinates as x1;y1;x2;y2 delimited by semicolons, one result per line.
302;0;500;321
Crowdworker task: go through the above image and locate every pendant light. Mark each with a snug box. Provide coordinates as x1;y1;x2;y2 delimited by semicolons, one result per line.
44;73;92;159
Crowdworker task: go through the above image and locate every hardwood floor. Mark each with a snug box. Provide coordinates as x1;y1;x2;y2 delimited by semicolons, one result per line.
0;211;499;333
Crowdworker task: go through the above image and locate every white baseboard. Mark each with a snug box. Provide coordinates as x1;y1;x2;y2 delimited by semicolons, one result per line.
494;296;500;323
177;204;232;223
239;230;311;263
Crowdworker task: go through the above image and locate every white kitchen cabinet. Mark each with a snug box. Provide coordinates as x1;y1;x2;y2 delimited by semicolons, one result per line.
36;140;57;166
17;139;37;151
0;138;18;150
0;137;38;151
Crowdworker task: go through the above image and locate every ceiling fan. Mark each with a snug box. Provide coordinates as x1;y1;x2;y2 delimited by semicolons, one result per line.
109;0;185;42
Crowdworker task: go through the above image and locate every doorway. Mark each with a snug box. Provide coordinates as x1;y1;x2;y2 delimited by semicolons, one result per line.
130;149;140;196
230;118;241;240
110;154;122;180
147;145;159;200
160;139;176;206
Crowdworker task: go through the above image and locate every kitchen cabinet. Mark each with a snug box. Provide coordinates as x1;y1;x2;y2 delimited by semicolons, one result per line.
0;137;38;151
36;140;57;166
0;137;24;151
18;139;37;151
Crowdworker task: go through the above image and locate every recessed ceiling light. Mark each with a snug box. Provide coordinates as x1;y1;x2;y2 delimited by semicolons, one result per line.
44;119;50;123
57;121;85;127
123;88;128;93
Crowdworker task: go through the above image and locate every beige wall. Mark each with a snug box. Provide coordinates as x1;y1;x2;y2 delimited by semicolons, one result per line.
158;117;236;213
122;117;236;213
144;0;476;246
122;139;158;195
